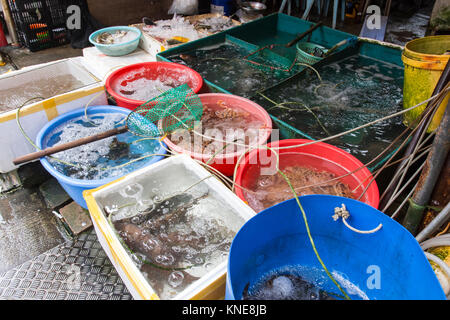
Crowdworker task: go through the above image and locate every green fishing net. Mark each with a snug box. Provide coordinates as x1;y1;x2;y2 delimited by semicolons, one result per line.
126;84;203;137
243;44;300;73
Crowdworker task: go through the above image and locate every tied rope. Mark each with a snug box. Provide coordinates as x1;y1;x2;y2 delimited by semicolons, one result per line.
332;204;382;234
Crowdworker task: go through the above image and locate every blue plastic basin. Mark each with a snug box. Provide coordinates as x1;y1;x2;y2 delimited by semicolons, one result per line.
226;195;446;300
89;26;141;56
36;105;167;209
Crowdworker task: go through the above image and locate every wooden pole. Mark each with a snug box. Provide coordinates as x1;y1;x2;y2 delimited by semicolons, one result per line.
286;21;323;47
13;125;129;166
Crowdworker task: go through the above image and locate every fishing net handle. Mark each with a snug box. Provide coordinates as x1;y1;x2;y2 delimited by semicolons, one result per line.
243;44;298;72
286;21;324;48
13;125;128;166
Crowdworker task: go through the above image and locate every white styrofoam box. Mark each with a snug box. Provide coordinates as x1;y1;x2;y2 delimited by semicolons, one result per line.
83;154;257;300
132;14;240;59
81;46;156;81
0;59;99;113
0;58;99;99
185;13;241;37
0;58;106;173
131;23;193;57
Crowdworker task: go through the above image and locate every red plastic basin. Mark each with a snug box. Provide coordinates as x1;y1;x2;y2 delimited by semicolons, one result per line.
163;93;273;177
234;139;380;211
105;61;205;110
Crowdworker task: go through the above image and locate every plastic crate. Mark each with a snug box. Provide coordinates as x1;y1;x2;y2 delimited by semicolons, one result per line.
8;0;69;51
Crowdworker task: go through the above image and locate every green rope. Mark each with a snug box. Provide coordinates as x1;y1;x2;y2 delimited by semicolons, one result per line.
228;143;352;299
206;140;237;165
257;91;331;136
16;98;79;168
278;169;351;300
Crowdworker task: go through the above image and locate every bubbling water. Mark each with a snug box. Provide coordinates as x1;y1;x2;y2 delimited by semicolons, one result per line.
44;112;162;180
168;41;299;98
169;103;267;156
243;154;358;213
99;163;246;299
115;78;178;101
242;265;369;300
254;54;405;164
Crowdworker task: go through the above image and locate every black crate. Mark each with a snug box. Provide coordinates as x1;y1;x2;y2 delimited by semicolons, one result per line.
8;0;69;51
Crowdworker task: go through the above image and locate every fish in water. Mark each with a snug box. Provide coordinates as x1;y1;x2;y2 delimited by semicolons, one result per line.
140;262;200;294
114;221;168;259
107;137;131;160
112;192;210;269
242;273;337;300
96;30;129;44
167;54;197;66
142;17;156;26
115;192;208;226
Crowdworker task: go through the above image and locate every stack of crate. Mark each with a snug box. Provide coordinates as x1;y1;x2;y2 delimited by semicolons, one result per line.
8;0;69;51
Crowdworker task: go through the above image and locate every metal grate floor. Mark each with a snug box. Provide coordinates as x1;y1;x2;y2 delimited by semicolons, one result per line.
0;228;133;300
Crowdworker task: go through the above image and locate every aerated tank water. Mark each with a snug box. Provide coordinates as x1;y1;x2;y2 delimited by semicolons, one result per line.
226;195;446;300
36;106;167;208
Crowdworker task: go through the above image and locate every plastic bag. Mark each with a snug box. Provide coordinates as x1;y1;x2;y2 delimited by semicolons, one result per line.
168;0;198;15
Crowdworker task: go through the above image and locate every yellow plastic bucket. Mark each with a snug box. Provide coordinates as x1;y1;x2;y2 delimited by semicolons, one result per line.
402;35;450;132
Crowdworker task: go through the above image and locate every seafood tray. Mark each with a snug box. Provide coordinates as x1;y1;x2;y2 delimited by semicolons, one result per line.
132;14;240;57
83;155;256;300
185;13;241;37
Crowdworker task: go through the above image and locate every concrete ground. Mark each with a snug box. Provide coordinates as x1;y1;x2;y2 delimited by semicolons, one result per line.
0;187;66;273
0;45;84;273
0;44;82;75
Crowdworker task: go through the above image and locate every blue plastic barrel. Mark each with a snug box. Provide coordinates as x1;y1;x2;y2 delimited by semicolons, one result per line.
226;195;446;300
36;106;167;209
211;0;234;16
